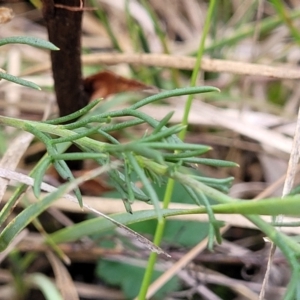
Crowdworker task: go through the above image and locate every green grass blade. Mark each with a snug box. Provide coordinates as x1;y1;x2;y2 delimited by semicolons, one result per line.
49;209;168;244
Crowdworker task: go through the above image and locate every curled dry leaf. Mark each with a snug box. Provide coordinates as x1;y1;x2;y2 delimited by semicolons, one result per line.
83;70;159;100
0;7;14;24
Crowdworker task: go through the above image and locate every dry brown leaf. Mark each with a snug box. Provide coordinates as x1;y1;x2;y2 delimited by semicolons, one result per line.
83;70;158;99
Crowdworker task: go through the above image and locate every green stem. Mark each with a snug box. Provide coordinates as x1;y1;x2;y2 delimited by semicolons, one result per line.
139;0;179;87
179;0;216;139
137;0;217;299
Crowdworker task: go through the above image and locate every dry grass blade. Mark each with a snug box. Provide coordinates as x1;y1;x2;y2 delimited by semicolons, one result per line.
0;167;169;257
141;226;260;300
136;228;227;300
23;52;300;80
138;101;293;154
83;53;300;79
0;132;34;204
178;268;259;300
46;251;79;300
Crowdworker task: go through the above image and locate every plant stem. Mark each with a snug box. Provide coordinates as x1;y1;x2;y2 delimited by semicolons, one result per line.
178;1;216;139
137;0;217;299
140;0;179;87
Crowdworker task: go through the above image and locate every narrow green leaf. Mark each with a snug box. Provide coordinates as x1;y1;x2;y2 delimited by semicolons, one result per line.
0;181;70;251
141;124;186;143
152;111;175;134
53;159;82;207
140;142;210;152
33;157;52;198
102;119;144;132
52;124;103;144
44;99;101;125
191;175;234;189
130;146;164;164
0;36;59;50
163;149;212;159
107;169;150;202
51;152;106;161
130;86;220;110
123;158;135;203
168;157;238;168
62;116;108;130
127;153;163;221
0;72;41;90
197;190;222;248
122;199;133;214
183;185;202;206
49;210;169;244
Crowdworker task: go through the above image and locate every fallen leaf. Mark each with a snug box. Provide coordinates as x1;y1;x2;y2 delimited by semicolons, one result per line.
83;70;158;100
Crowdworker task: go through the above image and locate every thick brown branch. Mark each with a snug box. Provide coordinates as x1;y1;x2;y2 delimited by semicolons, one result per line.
42;0;90;170
42;0;89;117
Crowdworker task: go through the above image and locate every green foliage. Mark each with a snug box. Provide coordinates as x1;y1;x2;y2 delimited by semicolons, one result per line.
0;86;229;254
0;36;58;89
0;72;41;90
0;36;59;50
0;128;7;156
267;82;287;106
96;259;180;299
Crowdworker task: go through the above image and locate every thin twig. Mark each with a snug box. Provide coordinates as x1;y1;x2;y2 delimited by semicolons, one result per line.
82;53;300;79
20;53;300;80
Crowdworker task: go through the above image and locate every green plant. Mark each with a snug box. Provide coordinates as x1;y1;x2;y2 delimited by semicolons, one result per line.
0;34;63;298
0;36;59;89
2;86;300;299
0;86;229;250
